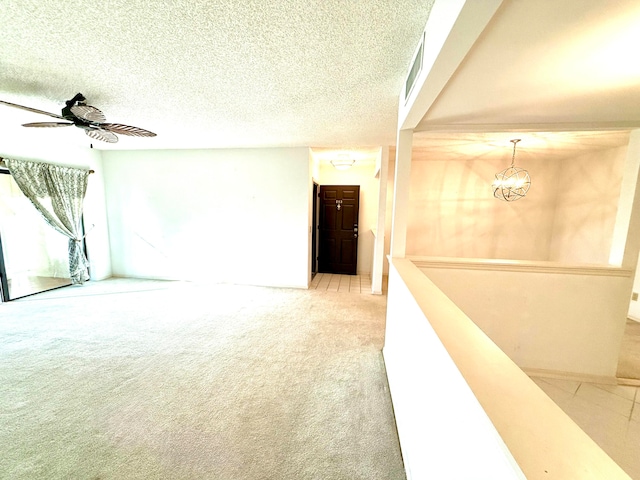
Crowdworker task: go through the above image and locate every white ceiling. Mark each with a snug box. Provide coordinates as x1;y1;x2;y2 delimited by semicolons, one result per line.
0;0;434;151
412;0;640;158
418;0;640;129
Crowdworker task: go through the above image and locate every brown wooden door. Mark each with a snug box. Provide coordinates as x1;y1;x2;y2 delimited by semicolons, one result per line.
318;185;359;275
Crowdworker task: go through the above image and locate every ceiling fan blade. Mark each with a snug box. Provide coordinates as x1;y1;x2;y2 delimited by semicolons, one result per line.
0;99;66;119
70;104;106;123
101;123;156;137
22;122;73;128
85;128;118;143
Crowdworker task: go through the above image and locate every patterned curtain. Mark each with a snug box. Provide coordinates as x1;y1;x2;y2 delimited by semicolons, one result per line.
4;158;91;284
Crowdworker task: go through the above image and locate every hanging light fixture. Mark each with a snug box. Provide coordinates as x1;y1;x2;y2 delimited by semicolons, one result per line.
492;139;531;201
330;154;355;170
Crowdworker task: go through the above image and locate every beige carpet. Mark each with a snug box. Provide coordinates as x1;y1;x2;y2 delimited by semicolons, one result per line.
0;279;405;479
617;318;640;380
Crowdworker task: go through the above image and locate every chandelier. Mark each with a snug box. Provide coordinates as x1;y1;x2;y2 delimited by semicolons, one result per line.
492;139;530;201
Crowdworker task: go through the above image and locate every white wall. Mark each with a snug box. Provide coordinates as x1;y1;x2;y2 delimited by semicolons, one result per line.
102;147;310;288
407;151;560;260
407;146;625;264
384;261;524;480
384;151;396;275
549;146;627;263
315;160;379;275
628;255;640;321
0;140;112;281
308;152;316;285
385;258;630;479
371;147;389;293
629;256;640;322
418;260;632;378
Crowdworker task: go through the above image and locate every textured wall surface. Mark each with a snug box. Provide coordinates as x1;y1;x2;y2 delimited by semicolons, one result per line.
406;141;628;264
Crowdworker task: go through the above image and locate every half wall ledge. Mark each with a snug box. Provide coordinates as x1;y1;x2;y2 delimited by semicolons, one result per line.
409;256;633;277
383;257;631;479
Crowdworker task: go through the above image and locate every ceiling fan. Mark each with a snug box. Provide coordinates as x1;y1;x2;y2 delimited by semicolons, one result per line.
0;93;156;143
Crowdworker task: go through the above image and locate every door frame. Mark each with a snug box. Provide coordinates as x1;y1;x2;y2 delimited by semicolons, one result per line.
312;182;319;278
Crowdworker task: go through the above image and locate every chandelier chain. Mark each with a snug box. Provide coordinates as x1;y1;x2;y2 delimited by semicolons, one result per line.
510;138;520;167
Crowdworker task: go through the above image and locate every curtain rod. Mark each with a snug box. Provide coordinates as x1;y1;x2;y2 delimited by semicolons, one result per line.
0;157;94;174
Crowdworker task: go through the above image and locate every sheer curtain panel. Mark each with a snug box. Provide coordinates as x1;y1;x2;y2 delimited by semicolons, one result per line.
4;158;90;284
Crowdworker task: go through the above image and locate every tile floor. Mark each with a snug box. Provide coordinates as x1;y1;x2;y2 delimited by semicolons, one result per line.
531;376;640;478
309;273;387;294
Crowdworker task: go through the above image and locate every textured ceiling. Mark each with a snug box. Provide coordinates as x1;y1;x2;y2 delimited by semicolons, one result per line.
0;0;434;150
